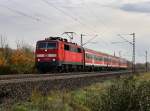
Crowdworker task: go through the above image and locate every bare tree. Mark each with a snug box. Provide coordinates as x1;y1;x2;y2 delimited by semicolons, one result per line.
0;35;11;64
0;35;7;49
16;39;34;53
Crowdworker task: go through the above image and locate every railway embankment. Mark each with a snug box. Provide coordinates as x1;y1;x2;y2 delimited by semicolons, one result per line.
0;71;130;106
1;72;150;111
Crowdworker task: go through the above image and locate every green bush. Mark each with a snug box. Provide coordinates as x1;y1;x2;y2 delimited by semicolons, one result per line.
0;66;11;74
88;78;150;111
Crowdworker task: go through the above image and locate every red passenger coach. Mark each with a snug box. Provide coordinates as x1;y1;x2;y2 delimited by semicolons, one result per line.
35;37;84;72
84;48;128;70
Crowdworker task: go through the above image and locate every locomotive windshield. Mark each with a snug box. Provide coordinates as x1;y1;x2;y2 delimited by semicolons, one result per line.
37;42;56;49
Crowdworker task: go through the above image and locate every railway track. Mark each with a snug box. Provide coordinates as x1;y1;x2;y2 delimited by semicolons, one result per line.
0;72;95;80
0;71;131;82
0;71;132;84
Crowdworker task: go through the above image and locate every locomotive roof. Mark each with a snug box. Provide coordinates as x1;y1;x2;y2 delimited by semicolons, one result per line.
37;37;82;48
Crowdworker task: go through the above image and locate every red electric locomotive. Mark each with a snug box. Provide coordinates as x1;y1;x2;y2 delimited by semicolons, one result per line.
35;37;128;73
35;37;84;72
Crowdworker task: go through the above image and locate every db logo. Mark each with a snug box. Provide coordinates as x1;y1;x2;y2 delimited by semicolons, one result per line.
44;54;48;57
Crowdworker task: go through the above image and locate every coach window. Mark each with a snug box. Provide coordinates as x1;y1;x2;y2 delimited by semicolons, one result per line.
86;54;88;58
98;57;102;61
86;54;89;59
104;58;108;62
64;44;70;51
89;54;93;59
101;57;103;61
86;53;91;59
98;57;101;61
95;56;98;61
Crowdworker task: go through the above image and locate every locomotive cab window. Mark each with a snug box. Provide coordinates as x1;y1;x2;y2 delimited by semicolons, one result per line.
47;43;56;49
37;42;46;49
37;42;56;49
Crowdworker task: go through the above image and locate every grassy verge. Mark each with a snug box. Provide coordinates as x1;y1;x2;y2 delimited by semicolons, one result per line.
1;73;150;111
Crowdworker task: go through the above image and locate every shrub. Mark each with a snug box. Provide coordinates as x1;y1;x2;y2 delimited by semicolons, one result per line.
0;52;6;66
0;43;35;74
89;78;150;111
10;49;34;74
0;51;12;74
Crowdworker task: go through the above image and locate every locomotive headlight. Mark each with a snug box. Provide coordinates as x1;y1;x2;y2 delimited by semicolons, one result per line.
52;58;56;61
38;58;40;62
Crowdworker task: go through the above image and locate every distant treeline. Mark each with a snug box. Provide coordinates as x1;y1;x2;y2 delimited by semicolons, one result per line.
0;36;35;74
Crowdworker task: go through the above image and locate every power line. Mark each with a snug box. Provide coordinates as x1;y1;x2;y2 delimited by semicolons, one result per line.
119;33;136;73
0;4;41;22
118;34;133;45
81;0;111;31
80;0;113;45
112;33;136;73
82;34;98;46
1;0;58;25
41;0;86;26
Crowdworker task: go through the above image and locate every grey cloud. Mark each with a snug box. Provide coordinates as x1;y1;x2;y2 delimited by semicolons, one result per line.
120;2;150;13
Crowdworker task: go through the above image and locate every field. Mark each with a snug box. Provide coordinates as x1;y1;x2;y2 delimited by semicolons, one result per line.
1;72;150;111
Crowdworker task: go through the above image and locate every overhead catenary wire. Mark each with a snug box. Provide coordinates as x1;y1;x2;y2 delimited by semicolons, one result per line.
41;0;110;46
41;0;87;27
9;0;71;24
82;34;98;46
0;4;41;22
80;0;113;45
3;0;113;49
81;0;111;32
6;0;110;47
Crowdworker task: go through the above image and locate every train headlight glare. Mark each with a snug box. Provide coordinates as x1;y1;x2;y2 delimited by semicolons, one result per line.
52;59;56;61
38;59;40;62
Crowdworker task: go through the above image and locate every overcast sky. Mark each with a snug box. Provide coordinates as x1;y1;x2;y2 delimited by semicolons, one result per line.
0;0;150;63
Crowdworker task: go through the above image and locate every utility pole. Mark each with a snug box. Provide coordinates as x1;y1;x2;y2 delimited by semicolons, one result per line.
119;51;122;58
114;51;116;56
145;50;148;72
115;33;136;73
81;34;86;46
130;33;136;73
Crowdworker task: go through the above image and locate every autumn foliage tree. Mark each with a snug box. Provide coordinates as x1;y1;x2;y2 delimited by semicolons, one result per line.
10;44;35;74
0;36;35;74
0;51;6;66
0;36;12;74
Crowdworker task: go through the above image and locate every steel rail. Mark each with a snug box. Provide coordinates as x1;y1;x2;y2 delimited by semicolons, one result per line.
0;71;132;84
0;71;130;80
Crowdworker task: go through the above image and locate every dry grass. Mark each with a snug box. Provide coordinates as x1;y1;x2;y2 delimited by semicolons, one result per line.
134;72;150;81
